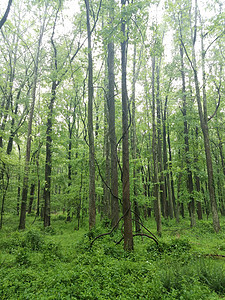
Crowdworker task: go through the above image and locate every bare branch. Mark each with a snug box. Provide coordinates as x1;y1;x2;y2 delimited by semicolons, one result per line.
0;0;13;30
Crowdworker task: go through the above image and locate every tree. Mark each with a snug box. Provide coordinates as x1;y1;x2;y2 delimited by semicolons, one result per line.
121;0;133;250
107;0;119;228
179;43;195;227
84;0;96;230
19;2;48;229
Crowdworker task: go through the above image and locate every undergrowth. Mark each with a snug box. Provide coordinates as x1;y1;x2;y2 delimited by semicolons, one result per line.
0;214;224;299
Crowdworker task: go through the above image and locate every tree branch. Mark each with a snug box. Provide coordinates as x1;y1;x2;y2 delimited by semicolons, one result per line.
0;0;13;30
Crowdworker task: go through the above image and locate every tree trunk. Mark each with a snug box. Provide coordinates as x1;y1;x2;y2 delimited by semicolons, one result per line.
180;0;220;232
0;165;9;229
107;0;119;228
85;0;96;230
151;57;162;235
19;7;46;229
28;183;35;214
121;0;133;250
131;42;140;232
163;95;174;219
167;122;176;217
103;96;110;219
156;62;168;218
43;80;56;227
180;44;195;227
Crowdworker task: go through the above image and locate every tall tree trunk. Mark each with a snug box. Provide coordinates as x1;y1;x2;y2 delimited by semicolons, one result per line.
103;95;110;219
107;0;119;228
121;0;133;250
131;42;140;232
167;123;176;218
151;57;162;235
85;0;96;230
66;132;72;221
156;61;168;218
19;10;46;229
43;80;56;227
163;95;174;219
194;127;202;220
16;144;21;215
180;44;195;227
188;0;220;232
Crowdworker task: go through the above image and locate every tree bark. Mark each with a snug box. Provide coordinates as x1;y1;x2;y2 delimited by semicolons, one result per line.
156;61;168;218
85;0;96;230
151;57;162;235
191;3;220;231
19;10;46;229
180;44;195;227
121;0;133;250
43;80;56;227
107;3;119;227
131;42;140;232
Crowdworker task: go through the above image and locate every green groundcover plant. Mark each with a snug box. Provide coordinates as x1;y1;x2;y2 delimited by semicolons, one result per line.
0;214;224;299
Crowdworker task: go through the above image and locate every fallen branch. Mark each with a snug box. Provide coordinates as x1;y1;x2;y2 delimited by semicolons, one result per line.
204;254;225;258
90;206;130;248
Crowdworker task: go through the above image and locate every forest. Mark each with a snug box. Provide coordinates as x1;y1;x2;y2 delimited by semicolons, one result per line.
0;0;225;298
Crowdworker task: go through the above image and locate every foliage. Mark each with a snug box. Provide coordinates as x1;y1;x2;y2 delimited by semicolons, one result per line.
0;215;225;299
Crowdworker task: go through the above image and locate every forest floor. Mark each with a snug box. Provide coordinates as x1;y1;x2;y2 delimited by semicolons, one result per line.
0;214;225;299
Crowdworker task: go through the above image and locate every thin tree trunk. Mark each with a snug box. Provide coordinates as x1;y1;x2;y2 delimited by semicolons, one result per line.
180;0;220;232
43;81;56;227
85;0;96;230
0;165;9;229
180;44;195;227
107;0;119;228
121;0;133;250
156;61;168;218
103;96;110;219
194;127;202;220
163;95;174;219
28;183;35;214
167;122;176;217
151;57;162;235
19;10;46;229
131;42;140;232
